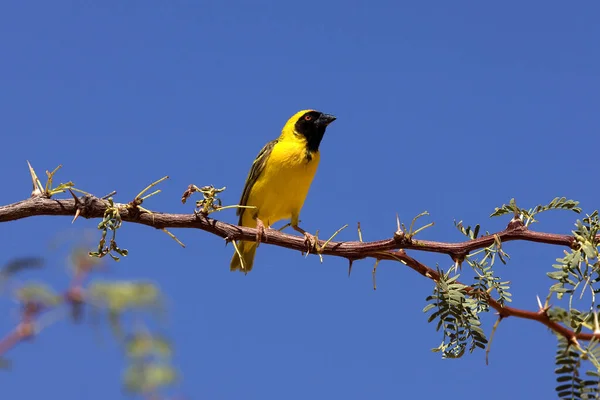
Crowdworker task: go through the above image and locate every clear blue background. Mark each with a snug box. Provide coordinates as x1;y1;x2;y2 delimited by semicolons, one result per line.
1;1;599;399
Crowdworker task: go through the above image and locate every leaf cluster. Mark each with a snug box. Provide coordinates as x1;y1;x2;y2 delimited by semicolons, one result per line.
555;336;600;399
548;212;600;311
466;237;512;310
123;333;177;395
89;197;129;261
0;247;179;396
491;197;581;226
423;270;488;358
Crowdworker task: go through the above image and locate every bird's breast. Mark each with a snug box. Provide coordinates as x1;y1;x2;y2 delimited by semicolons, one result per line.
245;140;320;226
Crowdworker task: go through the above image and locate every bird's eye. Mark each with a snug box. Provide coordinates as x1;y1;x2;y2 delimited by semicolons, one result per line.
304;115;312;121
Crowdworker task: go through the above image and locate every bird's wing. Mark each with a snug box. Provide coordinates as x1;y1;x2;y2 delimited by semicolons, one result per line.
236;139;278;224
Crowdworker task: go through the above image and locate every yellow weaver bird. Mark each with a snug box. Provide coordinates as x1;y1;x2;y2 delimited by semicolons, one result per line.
230;109;337;273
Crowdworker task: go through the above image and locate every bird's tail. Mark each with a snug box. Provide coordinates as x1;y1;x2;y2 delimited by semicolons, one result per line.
230;240;257;273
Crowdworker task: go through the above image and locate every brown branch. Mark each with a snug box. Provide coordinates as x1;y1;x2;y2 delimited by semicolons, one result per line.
1;194;599;343
386;251;597;342
0;251;94;358
0;328;24;356
0;196;590;260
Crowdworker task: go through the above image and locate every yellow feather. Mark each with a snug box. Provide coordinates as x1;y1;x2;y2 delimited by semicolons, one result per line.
230;109;335;273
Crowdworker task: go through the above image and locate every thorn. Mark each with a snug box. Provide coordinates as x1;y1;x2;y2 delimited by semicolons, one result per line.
506;216;524;230
396;213;401;233
544;293;552;309
67;189;82;223
67;189;81;204
348;259;353;277
453;258;462;273
568;336;580;348
357;222;363;242
72;209;81;224
594;311;600;335
536;295;543;310
26;160;43;197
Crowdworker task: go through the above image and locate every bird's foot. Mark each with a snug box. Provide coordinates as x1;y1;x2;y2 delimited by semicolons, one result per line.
292;225;319;255
255;218;268;247
302;231;319;255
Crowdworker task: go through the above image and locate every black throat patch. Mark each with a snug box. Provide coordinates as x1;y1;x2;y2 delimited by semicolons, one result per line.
294;111;327;154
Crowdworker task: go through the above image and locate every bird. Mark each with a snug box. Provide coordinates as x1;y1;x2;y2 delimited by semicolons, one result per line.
230;109;337;273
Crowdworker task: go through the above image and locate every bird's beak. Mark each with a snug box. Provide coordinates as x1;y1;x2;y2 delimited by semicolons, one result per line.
315;114;336;126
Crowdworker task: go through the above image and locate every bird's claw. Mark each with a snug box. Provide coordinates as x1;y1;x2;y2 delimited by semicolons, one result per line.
303;232;318;254
255;218;267;247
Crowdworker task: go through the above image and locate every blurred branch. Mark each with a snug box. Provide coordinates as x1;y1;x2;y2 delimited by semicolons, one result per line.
0;250;178;397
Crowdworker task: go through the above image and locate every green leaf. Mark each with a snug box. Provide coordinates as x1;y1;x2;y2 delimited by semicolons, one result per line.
547;271;567;280
581;242;597;259
17;283;62;306
422;303;436;313
126;334;172;359
89;281;162;312
123;363;177;394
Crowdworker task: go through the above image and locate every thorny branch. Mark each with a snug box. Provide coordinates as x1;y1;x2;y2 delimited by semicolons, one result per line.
0;196;589;259
1;194;600;345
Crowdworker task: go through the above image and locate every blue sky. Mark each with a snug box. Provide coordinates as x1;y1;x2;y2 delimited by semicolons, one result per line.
1;1;599;399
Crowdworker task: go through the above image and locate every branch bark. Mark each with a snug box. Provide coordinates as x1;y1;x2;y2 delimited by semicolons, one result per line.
0;194;598;343
0;196;584;259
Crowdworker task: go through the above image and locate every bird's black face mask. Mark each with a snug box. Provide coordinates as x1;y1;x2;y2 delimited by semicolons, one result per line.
294;111;336;153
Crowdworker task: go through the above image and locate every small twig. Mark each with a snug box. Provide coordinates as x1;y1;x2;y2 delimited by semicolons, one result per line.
44;165;63;195
0;328;23;357
407;211;434;238
372;259;380;290
140;190;162;201
102;191;117;200
135;176;169;201
162;229;185;248
211;204;255;213
231;240;246;272
316;224;348;263
278;222;292;232
408;211;428;236
486;316;503;365
69;187;92;196
411;222;435;238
